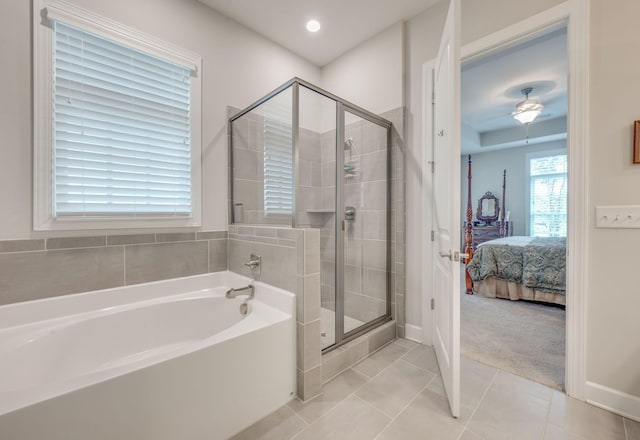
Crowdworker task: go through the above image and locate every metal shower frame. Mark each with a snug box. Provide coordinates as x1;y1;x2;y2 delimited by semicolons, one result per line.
228;77;393;352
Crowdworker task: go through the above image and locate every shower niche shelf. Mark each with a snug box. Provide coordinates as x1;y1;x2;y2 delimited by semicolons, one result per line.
306;209;336;214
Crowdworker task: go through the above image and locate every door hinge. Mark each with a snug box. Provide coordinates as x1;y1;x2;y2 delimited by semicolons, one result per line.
431;298;435;310
428;161;435;173
432;92;435;105
430;230;435;241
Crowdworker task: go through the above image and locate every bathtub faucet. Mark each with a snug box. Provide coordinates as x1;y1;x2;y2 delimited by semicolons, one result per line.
225;284;255;300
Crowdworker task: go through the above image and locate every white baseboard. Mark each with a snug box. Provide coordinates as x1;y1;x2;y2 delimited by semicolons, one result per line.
404;324;422;343
585;381;640;422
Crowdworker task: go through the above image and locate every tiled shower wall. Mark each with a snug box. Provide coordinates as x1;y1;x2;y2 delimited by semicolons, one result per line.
231;111;269;225
296;128;323;227
0;232;227;306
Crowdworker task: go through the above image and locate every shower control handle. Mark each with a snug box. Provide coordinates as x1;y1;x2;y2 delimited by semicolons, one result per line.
345;206;356;221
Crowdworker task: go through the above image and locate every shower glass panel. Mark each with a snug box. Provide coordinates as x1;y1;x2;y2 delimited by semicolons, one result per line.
298;85;337;349
229;78;391;353
230;86;293;225
342;110;390;339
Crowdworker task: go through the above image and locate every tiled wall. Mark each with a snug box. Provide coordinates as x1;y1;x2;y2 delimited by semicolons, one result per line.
231;111;268;225
296;128;323;227
0;231;227;306
384;107;407;339
228;225;322;401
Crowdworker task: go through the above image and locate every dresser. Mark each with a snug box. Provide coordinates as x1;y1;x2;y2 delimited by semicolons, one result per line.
464;222;512;250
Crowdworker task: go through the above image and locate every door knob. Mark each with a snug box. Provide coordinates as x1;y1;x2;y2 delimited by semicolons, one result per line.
439;250;452;260
439;250;470;262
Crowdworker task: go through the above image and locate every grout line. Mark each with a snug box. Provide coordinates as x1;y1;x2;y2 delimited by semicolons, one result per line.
397;356;441;376
287;404;310;428
207;240;210;272
456;368;499;440
373;381;433;439
289;394;344;440
0;249;47;255
623;418;629;440
541;388;555;439
351;391;396;419
122;246;127;285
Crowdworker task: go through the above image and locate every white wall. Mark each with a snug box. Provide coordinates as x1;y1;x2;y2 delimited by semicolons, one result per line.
460;141;567;237
0;0;320;239
587;0;640;397
321;22;404;114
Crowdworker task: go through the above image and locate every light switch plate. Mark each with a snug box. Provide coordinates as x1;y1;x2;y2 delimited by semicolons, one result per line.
595;205;640;228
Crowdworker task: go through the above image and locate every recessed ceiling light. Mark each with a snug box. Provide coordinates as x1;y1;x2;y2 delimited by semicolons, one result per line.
306;19;321;33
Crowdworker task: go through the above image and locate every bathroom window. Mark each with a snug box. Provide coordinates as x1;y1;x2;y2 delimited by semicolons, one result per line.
263;100;294;216
33;0;202;230
527;151;567;237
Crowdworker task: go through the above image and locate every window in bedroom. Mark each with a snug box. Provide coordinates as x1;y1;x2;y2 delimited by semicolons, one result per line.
34;0;202;230
528;152;567;237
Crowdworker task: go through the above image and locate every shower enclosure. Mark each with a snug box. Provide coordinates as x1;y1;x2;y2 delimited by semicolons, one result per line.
229;78;391;351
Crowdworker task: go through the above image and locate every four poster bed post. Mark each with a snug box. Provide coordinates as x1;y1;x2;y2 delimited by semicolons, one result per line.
463;155;508;295
463;155;474;295
499;169;507;237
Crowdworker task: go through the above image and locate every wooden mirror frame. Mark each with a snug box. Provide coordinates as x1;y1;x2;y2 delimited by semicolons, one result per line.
476;191;500;224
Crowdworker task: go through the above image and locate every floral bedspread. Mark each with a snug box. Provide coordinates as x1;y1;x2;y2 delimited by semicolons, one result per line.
467;237;566;294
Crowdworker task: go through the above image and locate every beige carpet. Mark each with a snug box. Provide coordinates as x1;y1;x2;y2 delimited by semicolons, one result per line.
461;289;566;390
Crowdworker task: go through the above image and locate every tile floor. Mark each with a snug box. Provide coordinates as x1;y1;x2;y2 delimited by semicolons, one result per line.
232;339;640;440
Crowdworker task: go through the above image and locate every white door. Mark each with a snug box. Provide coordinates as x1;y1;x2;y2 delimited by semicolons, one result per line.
432;0;461;418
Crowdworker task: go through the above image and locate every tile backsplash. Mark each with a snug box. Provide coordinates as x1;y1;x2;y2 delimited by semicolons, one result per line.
0;231;228;306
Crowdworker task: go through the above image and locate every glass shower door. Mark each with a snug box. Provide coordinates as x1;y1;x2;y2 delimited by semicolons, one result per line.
339;107;390;340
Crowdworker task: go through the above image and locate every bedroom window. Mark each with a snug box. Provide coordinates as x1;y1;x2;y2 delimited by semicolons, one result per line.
528;153;567;237
34;0;202;230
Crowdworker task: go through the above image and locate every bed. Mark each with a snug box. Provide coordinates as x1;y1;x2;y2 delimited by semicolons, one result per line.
466;236;566;305
462;155;566;305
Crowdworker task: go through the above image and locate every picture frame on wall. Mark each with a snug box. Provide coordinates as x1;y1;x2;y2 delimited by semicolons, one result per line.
634;120;640;164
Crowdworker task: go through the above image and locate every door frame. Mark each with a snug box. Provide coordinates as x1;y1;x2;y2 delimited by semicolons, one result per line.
420;0;589;400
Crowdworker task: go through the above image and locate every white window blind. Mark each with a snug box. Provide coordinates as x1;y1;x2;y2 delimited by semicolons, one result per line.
263;100;293;216
52;21;193;218
529;154;567;237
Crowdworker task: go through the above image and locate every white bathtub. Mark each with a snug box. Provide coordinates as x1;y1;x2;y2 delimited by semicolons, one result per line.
0;271;296;440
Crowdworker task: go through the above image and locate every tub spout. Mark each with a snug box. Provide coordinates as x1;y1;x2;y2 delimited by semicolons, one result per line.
225;284;254;300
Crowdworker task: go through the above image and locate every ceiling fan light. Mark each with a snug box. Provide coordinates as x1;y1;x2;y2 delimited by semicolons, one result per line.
512;98;544;124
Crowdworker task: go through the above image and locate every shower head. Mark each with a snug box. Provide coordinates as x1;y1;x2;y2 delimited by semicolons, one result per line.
344;138;354;151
